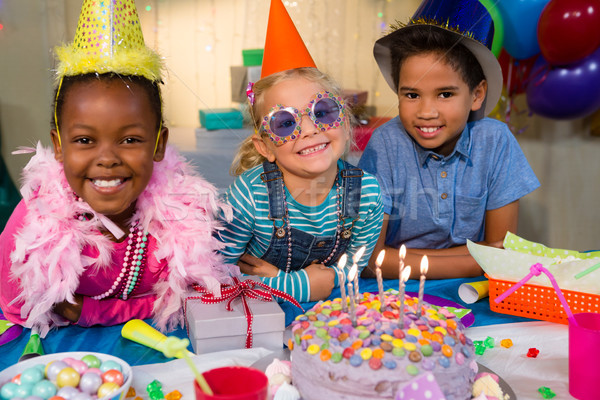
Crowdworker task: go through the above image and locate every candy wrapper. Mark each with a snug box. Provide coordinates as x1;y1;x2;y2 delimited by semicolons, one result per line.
467;232;600;295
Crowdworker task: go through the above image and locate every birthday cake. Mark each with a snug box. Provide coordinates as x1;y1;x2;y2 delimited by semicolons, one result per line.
288;293;477;400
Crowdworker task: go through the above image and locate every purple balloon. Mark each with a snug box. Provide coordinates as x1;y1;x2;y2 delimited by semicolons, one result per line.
526;47;600;119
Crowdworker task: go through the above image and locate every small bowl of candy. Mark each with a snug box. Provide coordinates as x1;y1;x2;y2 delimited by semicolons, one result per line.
0;351;132;400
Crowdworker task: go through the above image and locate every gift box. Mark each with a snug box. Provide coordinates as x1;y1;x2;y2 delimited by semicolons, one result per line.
199;108;244;130
185;279;286;354
242;48;264;67
351;116;391;151
230;65;262;103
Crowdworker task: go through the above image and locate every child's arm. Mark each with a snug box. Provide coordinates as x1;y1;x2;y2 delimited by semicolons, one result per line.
366;202;517;279
53;294;156;326
238;254;335;302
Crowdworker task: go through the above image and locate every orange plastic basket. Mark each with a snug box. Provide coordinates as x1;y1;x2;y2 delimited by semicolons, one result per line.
486;274;600;324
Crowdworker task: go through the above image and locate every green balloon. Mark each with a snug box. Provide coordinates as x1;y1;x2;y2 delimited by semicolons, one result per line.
479;0;504;57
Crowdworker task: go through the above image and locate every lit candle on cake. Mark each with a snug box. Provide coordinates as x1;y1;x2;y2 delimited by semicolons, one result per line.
416;256;429;316
375;250;386;307
398;245;406;295
398;266;411;328
352;246;366;301
347;263;358;326
337;254;348;313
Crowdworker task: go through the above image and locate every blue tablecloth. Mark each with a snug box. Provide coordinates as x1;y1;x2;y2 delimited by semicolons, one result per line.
0;276;532;370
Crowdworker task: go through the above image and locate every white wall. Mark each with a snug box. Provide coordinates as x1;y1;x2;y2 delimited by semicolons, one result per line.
1;0;599;251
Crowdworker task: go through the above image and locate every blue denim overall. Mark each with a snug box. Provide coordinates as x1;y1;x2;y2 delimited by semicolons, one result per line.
259;161;363;272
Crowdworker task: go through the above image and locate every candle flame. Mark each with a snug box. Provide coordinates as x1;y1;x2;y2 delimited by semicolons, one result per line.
399;244;406;259
338;254;347;270
376;250;385;268
353;246;367;263
347;263;358;281
401;265;411;282
420;255;429;275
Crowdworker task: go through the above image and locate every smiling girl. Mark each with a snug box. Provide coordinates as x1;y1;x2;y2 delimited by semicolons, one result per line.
216;1;383;303
0;0;231;336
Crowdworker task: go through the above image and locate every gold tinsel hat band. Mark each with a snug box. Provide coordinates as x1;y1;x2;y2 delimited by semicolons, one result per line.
373;0;502;121
55;0;163;82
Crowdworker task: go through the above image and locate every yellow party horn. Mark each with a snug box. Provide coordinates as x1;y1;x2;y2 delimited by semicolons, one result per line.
121;319;194;359
458;280;490;304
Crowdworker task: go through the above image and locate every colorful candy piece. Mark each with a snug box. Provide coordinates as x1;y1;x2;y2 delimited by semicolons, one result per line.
165;390;182;400
484;336;495;348
538;386;556;399
147;380;165;400
527;348;540;358
500;338;513;348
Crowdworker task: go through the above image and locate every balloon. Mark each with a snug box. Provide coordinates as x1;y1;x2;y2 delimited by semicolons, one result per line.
496;0;549;59
526;47;600;119
538;0;600;65
498;49;538;95
479;0;504;57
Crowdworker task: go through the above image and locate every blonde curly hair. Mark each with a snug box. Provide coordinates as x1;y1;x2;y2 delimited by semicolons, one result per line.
230;68;355;176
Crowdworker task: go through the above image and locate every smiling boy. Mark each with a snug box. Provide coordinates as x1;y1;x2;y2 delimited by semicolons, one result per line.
359;0;540;279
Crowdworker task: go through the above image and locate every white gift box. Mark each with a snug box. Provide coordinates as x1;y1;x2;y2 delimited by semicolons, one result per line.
185;281;286;355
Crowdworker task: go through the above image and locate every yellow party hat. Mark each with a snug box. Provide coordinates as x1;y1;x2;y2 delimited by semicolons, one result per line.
55;0;162;82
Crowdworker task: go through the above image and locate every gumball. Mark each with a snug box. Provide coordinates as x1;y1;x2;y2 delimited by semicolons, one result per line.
48;397;66;400
33;365;46;373
46;361;69;382
14;383;34;398
99;361;121;373
61;359;77;368
55;368;80;388
97;382;120;399
67;360;87;376
79;372;102;395
21;368;45;385
55;387;79;400
71;393;92;400
84;368;102;376
101;370;124;387
1;382;19;400
80;355;101;370
11;374;21;384
31;380;57;400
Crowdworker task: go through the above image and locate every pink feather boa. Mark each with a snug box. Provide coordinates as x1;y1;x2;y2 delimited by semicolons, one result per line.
10;142;235;337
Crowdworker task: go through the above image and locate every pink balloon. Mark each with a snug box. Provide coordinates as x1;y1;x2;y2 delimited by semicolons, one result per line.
538;0;600;65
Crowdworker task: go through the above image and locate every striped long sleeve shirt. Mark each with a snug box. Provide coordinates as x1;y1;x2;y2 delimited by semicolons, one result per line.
218;159;384;302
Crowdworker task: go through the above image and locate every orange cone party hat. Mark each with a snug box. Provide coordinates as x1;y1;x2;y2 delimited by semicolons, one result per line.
260;0;316;79
55;0;162;82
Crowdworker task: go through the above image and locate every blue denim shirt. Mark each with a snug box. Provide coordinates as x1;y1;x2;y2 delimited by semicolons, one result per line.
358;116;540;249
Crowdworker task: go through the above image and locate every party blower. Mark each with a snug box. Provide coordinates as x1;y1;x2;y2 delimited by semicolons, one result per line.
121;319;194;359
494;263;600;400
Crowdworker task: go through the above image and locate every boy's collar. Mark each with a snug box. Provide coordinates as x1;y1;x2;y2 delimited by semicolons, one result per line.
414;125;471;166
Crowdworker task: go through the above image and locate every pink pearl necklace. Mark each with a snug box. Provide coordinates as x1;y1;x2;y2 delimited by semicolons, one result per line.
92;221;148;300
279;178;342;273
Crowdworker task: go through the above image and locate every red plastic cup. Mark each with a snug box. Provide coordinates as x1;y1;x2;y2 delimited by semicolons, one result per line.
569;313;600;400
194;366;268;400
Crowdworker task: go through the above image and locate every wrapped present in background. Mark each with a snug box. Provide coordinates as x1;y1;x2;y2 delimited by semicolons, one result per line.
198;108;244;131
186;277;297;355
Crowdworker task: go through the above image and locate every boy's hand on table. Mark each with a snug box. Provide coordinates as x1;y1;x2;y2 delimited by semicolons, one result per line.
53;294;83;322
238;253;279;277
306;263;335;301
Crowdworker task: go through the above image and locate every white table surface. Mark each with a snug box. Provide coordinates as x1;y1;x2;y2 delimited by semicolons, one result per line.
132;321;574;400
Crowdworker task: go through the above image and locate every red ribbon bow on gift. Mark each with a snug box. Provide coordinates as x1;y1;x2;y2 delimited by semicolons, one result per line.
188;277;303;348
